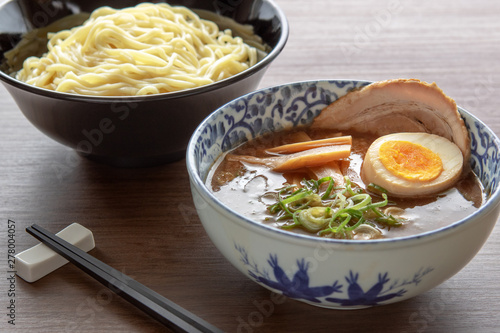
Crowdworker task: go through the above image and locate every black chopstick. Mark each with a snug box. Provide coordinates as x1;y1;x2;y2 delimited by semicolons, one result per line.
26;224;223;333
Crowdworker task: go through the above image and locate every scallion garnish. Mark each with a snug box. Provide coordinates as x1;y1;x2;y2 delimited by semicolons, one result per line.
266;177;405;239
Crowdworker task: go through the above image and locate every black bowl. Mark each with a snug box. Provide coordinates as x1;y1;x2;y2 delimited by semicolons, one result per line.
0;0;288;167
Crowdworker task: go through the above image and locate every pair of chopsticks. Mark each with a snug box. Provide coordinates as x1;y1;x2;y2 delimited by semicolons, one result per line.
26;224;223;333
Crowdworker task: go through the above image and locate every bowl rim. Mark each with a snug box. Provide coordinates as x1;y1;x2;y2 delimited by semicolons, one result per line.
186;79;500;246
0;0;289;103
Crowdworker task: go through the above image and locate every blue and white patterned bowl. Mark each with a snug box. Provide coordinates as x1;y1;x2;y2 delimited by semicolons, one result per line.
186;80;500;309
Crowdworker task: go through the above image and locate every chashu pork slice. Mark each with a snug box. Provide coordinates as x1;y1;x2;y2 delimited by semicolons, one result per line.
311;79;471;166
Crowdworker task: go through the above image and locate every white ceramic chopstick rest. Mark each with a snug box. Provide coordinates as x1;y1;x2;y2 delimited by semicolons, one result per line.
15;223;95;283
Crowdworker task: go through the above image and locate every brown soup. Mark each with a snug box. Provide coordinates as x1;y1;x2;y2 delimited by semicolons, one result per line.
206;128;485;240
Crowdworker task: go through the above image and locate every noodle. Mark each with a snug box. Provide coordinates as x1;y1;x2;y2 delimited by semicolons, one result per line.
16;3;263;96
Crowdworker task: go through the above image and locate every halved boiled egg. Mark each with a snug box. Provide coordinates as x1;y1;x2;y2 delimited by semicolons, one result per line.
361;132;464;197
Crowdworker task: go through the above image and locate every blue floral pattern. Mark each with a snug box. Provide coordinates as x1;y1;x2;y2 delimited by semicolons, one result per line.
463;111;500;197
235;244;433;307
325;272;406;306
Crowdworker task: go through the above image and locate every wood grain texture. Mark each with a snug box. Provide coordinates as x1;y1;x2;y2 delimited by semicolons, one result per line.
1;0;499;332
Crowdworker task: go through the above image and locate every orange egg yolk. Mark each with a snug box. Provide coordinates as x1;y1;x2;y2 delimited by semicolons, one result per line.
379;140;443;181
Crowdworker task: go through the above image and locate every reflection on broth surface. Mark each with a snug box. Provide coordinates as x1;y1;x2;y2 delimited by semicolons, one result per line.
207;128;485;240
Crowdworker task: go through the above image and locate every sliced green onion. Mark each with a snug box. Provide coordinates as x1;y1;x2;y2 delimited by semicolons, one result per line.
297;207;331;232
267;178;405;239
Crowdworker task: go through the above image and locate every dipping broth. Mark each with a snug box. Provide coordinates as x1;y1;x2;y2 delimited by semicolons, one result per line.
206;128;485;240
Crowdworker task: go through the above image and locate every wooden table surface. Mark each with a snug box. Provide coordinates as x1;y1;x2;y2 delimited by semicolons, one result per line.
1;0;499;332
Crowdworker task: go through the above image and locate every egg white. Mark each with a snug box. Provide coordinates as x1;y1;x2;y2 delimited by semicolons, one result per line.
361;132;464;197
